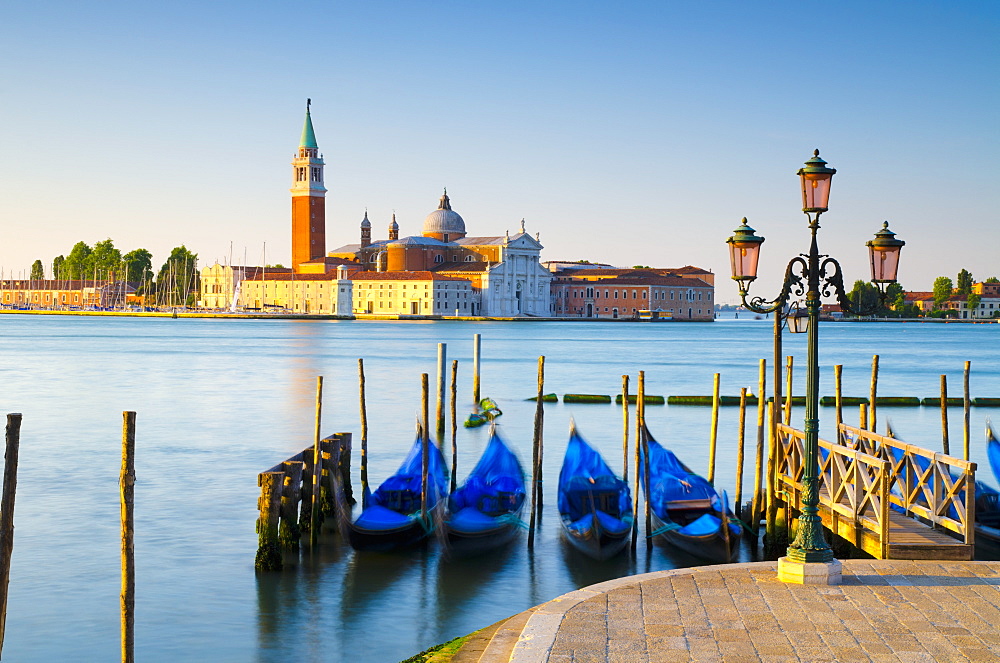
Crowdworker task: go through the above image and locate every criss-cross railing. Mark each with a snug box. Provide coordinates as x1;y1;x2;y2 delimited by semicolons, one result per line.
776;423;890;556
839;424;976;546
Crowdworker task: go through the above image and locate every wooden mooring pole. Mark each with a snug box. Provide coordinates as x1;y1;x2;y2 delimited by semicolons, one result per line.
436;343;447;436
631;372;641;553
708;373;720;485
964;361;971;461
621;375;629;482
940;375;951;456
528;357;545;548
834;364;843;434
450;359;459;494
784;356;793;426
735;388;747;521
639;371;651;550
358;359;369;507
870;355;880;435
0;414;22;660
472;334;481;405
310;376;323;545
421;374;430;522
120;412;136;663
750;359;766;538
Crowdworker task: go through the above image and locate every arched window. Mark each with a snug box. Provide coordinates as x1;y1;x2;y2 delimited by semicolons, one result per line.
434;255;444;263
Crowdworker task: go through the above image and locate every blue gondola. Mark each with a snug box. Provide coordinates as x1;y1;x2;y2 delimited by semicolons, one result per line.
446;429;526;554
975;422;1000;547
347;432;448;552
641;424;741;563
557;424;633;560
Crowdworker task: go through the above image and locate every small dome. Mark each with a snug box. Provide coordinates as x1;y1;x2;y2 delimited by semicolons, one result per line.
389;213;398;231
422;190;465;236
360;210;371;228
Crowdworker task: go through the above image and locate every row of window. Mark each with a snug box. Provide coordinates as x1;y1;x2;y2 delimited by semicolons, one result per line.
559;288;710;301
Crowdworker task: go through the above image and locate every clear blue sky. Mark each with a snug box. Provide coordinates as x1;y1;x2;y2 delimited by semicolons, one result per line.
2;1;997;299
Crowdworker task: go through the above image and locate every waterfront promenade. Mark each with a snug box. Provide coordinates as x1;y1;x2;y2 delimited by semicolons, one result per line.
458;560;1000;662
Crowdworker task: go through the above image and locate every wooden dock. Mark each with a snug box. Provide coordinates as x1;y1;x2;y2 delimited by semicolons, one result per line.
776;423;975;560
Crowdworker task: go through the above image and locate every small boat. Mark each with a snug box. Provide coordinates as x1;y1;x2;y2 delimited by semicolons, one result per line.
347;431;448;552
557;424;633;560
445;428;526;554
463;397;503;428
641;425;741;563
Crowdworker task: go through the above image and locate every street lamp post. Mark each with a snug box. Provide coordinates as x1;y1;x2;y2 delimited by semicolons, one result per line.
726;150;905;584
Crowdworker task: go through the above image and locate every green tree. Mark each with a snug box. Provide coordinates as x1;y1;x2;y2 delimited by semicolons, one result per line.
63;241;93;280
157;246;199;307
847;280;883;315
123;249;153;287
932;276;954;310
30;260;44;280
52;255;65;280
987;277;999;283
956;269;974;296
90;238;122;280
968;292;981;316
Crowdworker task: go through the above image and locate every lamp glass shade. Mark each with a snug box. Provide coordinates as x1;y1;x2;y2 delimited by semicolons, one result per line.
788;312;809;334
726;218;764;282
797;150;836;212
866;221;905;282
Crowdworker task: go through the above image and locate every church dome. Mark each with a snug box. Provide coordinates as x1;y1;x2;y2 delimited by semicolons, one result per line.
360;210;371;228
422;190;466;237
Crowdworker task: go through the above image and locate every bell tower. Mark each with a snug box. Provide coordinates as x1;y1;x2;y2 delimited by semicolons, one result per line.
291;99;327;272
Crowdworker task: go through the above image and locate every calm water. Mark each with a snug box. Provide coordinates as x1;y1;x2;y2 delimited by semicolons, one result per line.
1;315;998;661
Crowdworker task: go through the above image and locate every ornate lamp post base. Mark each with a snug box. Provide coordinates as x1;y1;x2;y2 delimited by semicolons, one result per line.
777;557;843;585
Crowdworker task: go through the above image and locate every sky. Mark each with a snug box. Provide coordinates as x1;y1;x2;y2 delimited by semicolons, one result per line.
2;1;997;301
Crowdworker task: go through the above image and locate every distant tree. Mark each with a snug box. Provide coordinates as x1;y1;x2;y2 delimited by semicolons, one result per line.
847;280;882;315
956;269;974;296
90;238;122;280
885;283;904;311
63;241;93;280
52;255;65;280
987;277;999;283
264;263;286;269
123;249;153;287
932;276;954;309
156;246;199;307
968;292;981;315
30;260;44;280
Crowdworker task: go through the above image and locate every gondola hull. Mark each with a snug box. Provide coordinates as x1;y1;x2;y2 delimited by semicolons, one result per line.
560;513;632;561
445;431;526;556
348;516;430;552
650;510;739;563
641;425;742;563
557;428;633;561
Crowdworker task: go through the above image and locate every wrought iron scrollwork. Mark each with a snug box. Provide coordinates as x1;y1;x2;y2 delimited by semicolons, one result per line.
740;256;808;314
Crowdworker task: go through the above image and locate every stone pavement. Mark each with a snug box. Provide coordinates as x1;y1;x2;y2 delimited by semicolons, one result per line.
497;560;1000;662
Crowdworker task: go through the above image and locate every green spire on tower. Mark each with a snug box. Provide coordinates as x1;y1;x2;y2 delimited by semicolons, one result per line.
300;98;318;149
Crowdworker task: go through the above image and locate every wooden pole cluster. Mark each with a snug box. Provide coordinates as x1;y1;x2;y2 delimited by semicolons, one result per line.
120;412;135;663
708;373;720;485
257;431;354;568
0;414;22;658
528;356;545;549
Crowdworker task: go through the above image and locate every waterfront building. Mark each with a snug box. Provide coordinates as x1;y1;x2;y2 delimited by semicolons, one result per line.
291;100;327;272
199;264;291;309
350;271;477;316
549;267;714;319
237;266;354;314
0;279;136;309
329;193;552;317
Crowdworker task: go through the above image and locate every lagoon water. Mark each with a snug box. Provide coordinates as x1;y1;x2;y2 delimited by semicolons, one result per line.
0;314;998;661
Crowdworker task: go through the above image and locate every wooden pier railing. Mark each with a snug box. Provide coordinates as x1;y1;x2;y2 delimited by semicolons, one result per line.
256;432;353;571
775;423;976;560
